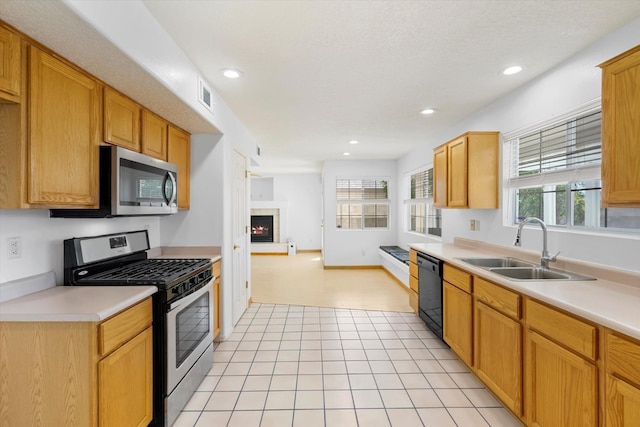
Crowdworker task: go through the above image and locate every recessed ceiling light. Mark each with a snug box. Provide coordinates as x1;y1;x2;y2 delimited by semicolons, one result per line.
349;140;359;145
221;68;243;79
420;108;436;115
343;152;351;156
502;66;522;75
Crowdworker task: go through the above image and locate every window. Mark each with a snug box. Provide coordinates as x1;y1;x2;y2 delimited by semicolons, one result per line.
507;109;640;231
405;168;442;237
336;178;389;229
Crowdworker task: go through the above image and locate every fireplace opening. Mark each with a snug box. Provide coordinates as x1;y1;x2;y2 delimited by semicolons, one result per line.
251;215;274;243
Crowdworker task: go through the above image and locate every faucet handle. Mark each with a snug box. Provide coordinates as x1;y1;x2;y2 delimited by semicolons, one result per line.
546;251;561;262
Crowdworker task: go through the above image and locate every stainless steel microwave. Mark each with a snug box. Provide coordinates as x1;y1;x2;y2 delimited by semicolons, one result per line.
51;146;178;218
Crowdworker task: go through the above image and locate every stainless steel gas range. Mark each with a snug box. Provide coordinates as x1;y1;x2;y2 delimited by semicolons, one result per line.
64;230;215;427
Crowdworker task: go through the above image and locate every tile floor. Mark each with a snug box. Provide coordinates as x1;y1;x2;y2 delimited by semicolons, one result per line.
172;303;523;427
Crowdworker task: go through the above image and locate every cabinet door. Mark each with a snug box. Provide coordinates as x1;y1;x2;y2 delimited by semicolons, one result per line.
433;145;448;207
141;109;168;160
104;87;141;151
443;281;472;366
526;330;598;427
606;375;640;427
447;136;468;207
168;125;191;209
98;327;153;427
29;47;99;207
474;301;522;416
0;26;21;100
600;46;640;207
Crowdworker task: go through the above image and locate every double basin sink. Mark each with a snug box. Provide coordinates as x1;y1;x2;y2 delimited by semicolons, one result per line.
458;257;596;281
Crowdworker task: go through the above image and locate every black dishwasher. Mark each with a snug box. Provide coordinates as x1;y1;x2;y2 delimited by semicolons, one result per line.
417;252;444;340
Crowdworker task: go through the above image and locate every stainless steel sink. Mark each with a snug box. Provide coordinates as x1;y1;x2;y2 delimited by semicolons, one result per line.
489;267;596;281
457;257;596;281
458;257;536;268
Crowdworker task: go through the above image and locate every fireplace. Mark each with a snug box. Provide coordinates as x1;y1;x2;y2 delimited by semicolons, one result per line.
251;215;274;243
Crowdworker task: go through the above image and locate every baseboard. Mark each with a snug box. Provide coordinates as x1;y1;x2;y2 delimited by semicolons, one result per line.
297;249;321;253
251;252;288;256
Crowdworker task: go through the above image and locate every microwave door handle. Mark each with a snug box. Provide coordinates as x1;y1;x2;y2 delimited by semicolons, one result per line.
162;172;177;206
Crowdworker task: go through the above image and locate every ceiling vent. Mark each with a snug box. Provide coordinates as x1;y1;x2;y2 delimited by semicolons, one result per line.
198;76;214;112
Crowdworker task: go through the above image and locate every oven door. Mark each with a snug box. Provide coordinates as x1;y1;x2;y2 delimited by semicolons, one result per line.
166;280;213;394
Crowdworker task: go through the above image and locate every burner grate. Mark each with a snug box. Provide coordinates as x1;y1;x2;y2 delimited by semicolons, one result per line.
86;258;211;284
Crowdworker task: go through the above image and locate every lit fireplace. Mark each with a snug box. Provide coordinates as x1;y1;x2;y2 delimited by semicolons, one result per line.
251;215;274;243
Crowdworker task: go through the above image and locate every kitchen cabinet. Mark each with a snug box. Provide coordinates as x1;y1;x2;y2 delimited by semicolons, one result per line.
0;25;21;102
409;249;419;314
213;259;221;339
599;45;640;207
473;277;522;416
168;125;191;209
524;298;598;427
605;331;640;427
442;264;473;367
28;46;100;207
141;109;168;161
0;298;153;427
432;131;499;209
103;86;141;151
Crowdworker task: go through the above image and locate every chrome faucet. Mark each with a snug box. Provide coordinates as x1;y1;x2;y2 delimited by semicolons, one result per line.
514;217;560;269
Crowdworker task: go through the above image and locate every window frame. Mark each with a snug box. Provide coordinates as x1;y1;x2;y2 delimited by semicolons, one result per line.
404;166;442;238
504;102;640;234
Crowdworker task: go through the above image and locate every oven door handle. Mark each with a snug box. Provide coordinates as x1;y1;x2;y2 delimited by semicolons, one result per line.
168;280;212;311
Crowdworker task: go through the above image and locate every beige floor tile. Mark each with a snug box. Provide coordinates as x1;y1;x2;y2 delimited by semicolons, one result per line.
355;409;391;427
434;388;474;407
182;391;211;411
235;391;268;410
294;390;324;409
269;375;297;390
416;408;457;427
292;409;325;427
227;410;263;427
352;389;384;408
204;391;239;411
297;374;323;390
325;409;358;427
477;407;526;427
243;375;272;391
194;411;232;427
386;408;425;427
324;389;354;408
324;374;351;390
264;390;296;410
379;389;414;408
447;408;491;426
260;410;294;427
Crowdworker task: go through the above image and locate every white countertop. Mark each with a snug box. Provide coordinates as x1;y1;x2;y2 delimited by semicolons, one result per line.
410;241;640;341
0;285;157;322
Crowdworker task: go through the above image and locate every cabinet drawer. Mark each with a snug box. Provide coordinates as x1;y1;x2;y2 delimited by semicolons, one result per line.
410;262;418;279
607;332;640;386
475;277;520;319
526;298;597;361
212;260;221;278
444;264;472;293
99;298;153;356
409;249;417;264
409;275;418;293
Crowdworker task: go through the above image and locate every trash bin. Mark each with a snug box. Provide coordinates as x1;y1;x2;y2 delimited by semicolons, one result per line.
287;242;297;256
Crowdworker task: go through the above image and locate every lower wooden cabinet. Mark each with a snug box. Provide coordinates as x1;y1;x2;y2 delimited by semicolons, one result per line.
474;300;522;416
443;281;473;366
0;298;153;426
605;331;640;427
526;330;598;427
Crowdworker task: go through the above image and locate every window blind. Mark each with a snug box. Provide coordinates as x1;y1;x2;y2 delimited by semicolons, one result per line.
508;110;602;188
410;169;433;199
336;179;388;200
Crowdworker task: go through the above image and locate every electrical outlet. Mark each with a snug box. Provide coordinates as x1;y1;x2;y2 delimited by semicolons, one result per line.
470;220;476;231
7;236;21;259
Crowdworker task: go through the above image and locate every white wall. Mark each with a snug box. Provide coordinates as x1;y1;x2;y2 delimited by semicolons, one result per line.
323;160;397;266
272;174;322;250
251;178;274;201
396;17;640;273
0;210;160;284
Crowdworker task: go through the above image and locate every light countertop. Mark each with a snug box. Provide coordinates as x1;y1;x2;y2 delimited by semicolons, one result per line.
0;285;156;322
410;240;640;341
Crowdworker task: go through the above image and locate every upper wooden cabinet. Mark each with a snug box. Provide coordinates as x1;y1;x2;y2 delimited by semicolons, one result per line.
0;26;21;101
103;87;141;151
433;131;499;209
168;125;191;210
141;109;168;161
28;47;100;207
599;45;640;207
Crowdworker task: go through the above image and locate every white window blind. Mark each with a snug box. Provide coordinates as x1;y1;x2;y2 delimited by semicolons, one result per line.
336;178;389;229
508;110;602;188
405;168;441;236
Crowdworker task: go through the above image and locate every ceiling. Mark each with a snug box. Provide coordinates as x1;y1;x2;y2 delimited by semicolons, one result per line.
2;1;640;174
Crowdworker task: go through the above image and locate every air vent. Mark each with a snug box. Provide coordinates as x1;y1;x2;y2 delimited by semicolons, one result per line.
198;76;214;112
256;144;262;157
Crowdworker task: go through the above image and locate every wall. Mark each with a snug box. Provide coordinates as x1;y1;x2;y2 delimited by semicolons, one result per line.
251;178;274;201
323;160;397;266
396;17;640;273
0;210;160;283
